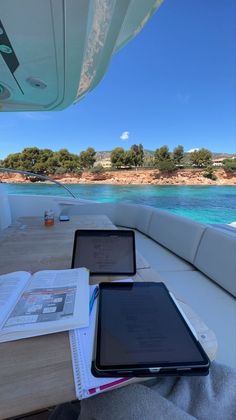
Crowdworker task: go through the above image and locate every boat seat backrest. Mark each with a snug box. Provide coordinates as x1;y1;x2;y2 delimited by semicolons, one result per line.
147;209;206;264
63;202;117;222
114;204;208;265
61;201;236;296
114;203;153;234
65;202;207;264
194;227;236;297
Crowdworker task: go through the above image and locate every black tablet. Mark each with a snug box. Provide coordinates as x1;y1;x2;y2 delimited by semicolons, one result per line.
92;282;210;377
71;229;136;275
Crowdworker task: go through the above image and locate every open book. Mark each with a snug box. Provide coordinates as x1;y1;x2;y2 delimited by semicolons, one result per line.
0;268;89;343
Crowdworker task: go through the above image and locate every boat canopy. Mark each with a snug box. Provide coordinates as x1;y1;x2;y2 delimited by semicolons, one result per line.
0;0;163;112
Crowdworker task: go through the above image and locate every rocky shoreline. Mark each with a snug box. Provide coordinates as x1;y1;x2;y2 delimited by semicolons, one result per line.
0;169;235;185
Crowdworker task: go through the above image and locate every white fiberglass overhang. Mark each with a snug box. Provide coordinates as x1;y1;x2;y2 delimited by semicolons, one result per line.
0;0;163;112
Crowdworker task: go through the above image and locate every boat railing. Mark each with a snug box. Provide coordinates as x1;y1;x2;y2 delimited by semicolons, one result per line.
0;167;77;199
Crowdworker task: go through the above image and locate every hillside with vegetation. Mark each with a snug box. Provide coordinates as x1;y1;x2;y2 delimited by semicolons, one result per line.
0;144;235;185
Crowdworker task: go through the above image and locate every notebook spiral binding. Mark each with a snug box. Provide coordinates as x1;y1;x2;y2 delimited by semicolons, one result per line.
69;330;86;399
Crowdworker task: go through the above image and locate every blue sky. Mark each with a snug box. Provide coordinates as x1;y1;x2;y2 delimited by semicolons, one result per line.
0;0;235;159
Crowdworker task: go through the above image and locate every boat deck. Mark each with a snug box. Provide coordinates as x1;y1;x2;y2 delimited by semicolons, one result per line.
0;215;217;419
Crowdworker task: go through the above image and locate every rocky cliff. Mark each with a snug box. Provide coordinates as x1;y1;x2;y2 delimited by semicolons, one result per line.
0;169;235;185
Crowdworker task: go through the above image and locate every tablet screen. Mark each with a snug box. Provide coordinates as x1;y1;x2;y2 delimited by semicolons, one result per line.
72;230;136;275
96;282;209;369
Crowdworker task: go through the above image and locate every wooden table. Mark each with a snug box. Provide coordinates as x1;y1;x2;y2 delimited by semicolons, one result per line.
0;215;149;275
0;216;217;419
0;215;114;274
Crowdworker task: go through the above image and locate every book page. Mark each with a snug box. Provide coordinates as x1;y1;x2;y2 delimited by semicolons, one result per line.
0;268;89;341
0;272;30;327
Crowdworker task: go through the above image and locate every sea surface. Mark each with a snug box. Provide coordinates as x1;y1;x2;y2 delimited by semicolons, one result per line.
5;183;236;224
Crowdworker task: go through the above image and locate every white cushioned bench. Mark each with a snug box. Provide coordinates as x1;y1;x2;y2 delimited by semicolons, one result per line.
5;196;236;368
61;201;236;368
194;227;236;297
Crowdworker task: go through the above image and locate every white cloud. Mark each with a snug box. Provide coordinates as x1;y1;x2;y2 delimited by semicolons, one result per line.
120;131;129;141
187;148;200;153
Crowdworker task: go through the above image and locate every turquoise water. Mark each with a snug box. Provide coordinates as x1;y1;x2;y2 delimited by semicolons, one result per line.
5;183;236;224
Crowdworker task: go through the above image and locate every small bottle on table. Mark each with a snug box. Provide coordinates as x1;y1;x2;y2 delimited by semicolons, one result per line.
44;210;54;226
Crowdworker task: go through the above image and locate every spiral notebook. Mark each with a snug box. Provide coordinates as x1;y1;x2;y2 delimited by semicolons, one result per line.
69;285;131;399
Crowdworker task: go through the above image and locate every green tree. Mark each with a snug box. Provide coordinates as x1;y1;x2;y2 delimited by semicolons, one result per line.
173;145;184;165
45;156;60;174
1;147;81;175
154;145;171;167
55;149;80;173
223;159;236;172
123;150;135;168
90;164;104;174
203;165;217;180
154;146;176;172
190;148;212;168
158;160;176;173
55;148;69;160
31;149;51;173
20;147;41;171
143;154;155;168
111;147;126;168
79;147;96;169
130;144;144;167
2;148;45;172
2;152;23;170
39;149;54;162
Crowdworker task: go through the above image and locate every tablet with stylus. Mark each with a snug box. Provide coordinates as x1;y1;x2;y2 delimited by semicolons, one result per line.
92;282;210;377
